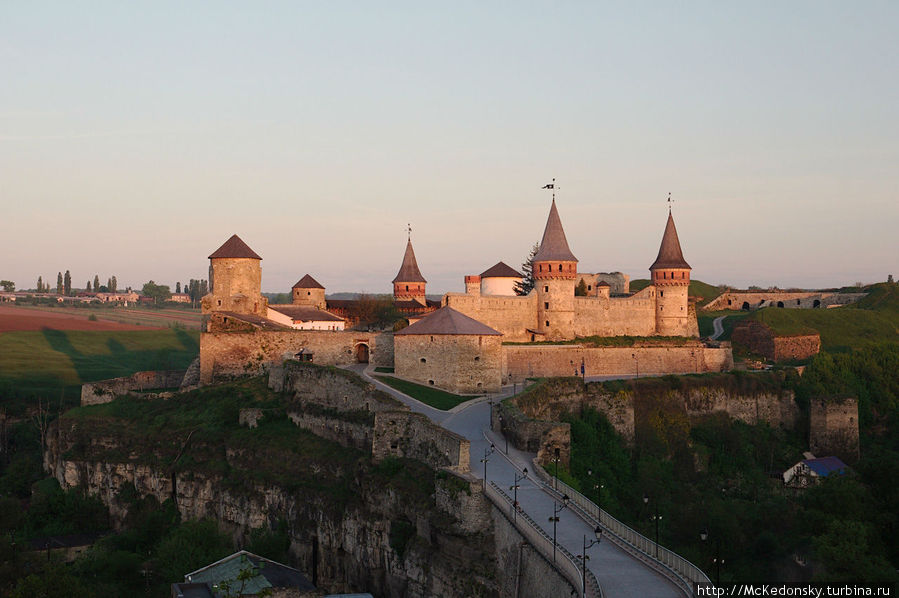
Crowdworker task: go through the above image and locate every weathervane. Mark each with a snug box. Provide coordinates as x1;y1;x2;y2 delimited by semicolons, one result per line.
667;192;673;212
542;178;559;201
407;223;412;240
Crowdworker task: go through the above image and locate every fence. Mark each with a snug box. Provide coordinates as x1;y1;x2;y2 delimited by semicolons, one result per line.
530;461;710;596
485;481;603;598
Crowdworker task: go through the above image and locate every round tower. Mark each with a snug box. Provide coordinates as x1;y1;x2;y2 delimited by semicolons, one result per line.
533;199;578;340
393;235;427;305
203;234;267;316
292;274;326;310
649;210;693;336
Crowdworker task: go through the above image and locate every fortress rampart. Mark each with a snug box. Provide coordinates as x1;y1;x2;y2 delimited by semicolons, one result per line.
502;342;732;382
200;329;394;384
81;370;187;405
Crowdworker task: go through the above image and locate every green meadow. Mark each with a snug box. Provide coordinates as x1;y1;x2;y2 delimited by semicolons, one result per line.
0;329;200;412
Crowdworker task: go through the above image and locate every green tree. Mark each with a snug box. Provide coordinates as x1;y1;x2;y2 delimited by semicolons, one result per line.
56;272;63;294
0;280;14;292
175;281;181;293
109;275;117;293
514;242;539;296
141;280;171;304
86;280;91;292
93;275;100;292
575;278;588;296
63;270;71;295
37;276;44;292
154;519;232;583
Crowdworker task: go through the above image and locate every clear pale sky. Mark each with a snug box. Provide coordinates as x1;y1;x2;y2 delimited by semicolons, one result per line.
2;2;896;294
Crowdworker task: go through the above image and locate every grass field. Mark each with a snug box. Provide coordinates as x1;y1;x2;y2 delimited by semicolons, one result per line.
0;329;200;412
374;375;474;410
4;304;202;329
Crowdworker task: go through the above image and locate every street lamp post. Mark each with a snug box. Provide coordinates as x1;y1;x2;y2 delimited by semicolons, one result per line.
548;495;570;562
510;467;528;521
700;528;723;586
553;447;561;491
480;444;494;490
644;493;661;558
580;526;602;598
587;468;604;515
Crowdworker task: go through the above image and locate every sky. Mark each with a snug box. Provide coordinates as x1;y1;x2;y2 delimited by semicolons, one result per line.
1;2;897;294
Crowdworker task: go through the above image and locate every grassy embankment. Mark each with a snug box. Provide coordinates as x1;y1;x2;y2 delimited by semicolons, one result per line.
750;283;899;352
374;375;474;410
10;303;203;329
0;329;199;412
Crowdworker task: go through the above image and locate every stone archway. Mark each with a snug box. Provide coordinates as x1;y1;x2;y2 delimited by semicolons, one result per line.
355;343;370;363
742;301;750;311
813;299;821;308
777;301;784;308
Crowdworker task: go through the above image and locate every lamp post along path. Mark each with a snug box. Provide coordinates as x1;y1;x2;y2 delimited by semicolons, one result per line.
580;526;603;598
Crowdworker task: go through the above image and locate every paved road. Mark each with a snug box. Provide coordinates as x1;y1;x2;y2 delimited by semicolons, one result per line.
710;316;726;340
353;365;682;598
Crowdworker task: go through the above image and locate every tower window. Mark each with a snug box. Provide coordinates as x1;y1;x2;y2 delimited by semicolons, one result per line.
558;264;562;272
420;358;426;363
307;291;311;295
545;320;550;326
406;285;409;291
539;264;543;272
588;285;592;291
544;286;549;292
544;302;549;309
660;291;664;297
474;356;480;361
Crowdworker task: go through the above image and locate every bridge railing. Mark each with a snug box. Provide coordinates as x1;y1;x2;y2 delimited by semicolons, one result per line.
530;460;710;596
485;481;603;598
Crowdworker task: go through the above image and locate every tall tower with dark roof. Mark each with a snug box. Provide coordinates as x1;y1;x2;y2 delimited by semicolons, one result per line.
649;209;693;335
202;234;267;317
533;199;578;339
392;236;427;305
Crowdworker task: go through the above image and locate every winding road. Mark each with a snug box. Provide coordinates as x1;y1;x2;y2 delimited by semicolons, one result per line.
709;316;726;340
352;365;683;598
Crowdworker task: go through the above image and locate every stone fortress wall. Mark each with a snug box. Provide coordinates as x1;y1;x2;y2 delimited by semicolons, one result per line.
200;329;394;384
731;319;821;362
442;293;537;342
81;370;187;406
270;361;470;473
571;287;657;337
810;398;860;462
501;341;733;383
393;333;503;393
704;291;867;311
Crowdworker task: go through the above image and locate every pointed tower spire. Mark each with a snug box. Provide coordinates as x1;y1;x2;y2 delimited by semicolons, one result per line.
533;199;578;263
392;238;427;284
392;232;427;305
650;210;690;270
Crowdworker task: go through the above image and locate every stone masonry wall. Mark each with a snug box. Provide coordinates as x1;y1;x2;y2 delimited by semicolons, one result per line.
372;411;470;474
810;399;860;462
572;290;658;337
443;293;538;342
502;342;733;382
492;402;571;468
81;370;186;406
773;335;821;361
200;329;394;384
732;319;820;362
394;334;502;394
287;410;372;453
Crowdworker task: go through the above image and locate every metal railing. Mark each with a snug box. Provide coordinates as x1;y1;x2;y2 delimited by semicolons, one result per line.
485;481;603;598
530;461;710;596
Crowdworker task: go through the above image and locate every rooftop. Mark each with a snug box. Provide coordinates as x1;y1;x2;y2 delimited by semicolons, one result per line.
392;238;427;283
649;211;690;270
292;274;325;289
395;305;501;336
208;234;263;260
269;305;344;322
533;199;578;263
479;261;523;279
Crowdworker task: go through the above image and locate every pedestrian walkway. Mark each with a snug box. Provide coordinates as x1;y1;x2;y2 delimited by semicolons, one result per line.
354;365;684;598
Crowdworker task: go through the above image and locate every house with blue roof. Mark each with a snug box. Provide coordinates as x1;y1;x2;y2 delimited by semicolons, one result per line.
783;455;849;488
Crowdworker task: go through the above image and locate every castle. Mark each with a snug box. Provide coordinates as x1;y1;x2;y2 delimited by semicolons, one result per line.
199;199;732;391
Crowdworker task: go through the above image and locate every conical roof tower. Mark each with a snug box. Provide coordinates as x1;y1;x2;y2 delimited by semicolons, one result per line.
392;233;427;304
533;199;578;263
649;210;691;270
